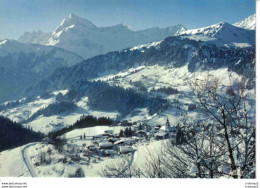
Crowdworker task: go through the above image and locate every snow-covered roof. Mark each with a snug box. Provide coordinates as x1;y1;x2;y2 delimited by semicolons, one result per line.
155;132;168;137
136;130;147;134
119;146;134;153
114;140;124;145
99;142;113;147
103;150;116;155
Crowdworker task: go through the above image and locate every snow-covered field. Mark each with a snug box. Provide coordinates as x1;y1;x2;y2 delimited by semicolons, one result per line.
0;144;35;177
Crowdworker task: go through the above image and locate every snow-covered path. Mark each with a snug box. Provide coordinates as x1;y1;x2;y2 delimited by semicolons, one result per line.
21;143;38;177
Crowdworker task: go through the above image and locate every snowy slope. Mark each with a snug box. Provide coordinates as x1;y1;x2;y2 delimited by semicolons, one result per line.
0;89;118;134
22;13;186;59
0;144;34;177
1;63;253;134
233;14;256;30
178;22;255;47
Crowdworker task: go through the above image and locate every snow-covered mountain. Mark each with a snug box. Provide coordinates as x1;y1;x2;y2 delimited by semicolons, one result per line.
26;29;255;98
20;13;186;59
177;22;255;47
0;16;253;130
18;30;51;45
0;39;83;102
0;14;256;178
233;14;256;30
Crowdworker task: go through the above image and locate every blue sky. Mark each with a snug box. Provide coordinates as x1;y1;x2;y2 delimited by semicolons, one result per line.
0;0;255;40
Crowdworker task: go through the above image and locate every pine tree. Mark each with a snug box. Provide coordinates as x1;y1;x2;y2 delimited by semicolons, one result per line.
166;118;170;127
124;128;128;137
129;128;132;137
119;129;124;137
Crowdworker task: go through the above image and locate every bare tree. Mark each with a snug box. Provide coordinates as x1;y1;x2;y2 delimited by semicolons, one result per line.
52;136;67;153
98;153;138;178
189;75;255;178
98;75;255;179
140;146;167;178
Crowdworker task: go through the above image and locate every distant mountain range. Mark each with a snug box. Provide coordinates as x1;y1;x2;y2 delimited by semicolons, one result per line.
0;39;83;102
26;19;255;98
18;13;186;59
0;14;255;104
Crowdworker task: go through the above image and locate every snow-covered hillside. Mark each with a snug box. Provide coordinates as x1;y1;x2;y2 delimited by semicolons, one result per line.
233;14;256;30
0;63;255;135
20;13;186;59
177;22;255;47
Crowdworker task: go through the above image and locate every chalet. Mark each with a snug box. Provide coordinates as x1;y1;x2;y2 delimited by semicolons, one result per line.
155;132;168;140
119;146;134;154
99;142;114;149
136;130;147;138
155;124;162;130
108;138;117;143
103;150;116;156
114;140;125;145
87;145;98;152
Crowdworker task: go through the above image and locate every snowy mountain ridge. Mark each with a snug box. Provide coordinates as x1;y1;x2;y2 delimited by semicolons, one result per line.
19;13;186;59
233;14;256;30
177;21;255;47
18;30;51;45
57;13;98;31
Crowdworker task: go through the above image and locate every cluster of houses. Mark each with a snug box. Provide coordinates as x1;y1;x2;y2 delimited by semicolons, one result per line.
84;118;176;157
87;133;137;157
42;118;177;159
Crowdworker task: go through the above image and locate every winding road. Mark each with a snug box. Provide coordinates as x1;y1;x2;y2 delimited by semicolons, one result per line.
21;143;38;177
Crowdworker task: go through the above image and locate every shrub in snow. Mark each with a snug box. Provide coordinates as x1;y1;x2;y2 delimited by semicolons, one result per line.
69;167;85;178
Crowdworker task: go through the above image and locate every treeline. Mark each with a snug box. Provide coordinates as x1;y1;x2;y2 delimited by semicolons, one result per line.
150;87;179;95
0;116;44;152
24;101;78;123
49;115;114;138
60;80;169;117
